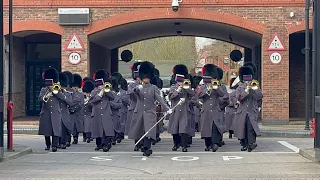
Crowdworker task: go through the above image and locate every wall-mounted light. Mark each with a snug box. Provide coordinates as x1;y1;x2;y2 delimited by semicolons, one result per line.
290;12;295;18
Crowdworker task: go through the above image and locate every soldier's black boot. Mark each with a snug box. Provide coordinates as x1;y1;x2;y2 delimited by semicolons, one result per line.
142;138;152;157
66;142;71;147
241;146;248;151
86;138;91;143
95;146;102;151
52;147;57;152
45;146;50;151
248;143;257;152
204;137;212;151
72;138;78;144
212;144;219;152
61;144;67;149
218;141;225;147
229;130;233;139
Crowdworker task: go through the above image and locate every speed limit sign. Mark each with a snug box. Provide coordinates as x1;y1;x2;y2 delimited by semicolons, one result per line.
69;52;81;64
269;52;282;64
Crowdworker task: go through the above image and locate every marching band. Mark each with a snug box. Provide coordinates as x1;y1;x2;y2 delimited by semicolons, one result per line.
38;61;263;156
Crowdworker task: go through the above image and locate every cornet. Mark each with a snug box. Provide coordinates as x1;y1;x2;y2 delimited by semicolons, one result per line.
98;82;112;96
182;79;191;89
249;80;259;90
50;83;62;94
207;80;220;90
42;83;61;103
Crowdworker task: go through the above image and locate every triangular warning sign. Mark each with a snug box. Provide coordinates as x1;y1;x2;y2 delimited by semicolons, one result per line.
267;34;286;51
65;33;84;51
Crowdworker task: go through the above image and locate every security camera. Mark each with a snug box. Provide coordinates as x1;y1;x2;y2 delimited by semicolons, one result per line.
172;0;179;12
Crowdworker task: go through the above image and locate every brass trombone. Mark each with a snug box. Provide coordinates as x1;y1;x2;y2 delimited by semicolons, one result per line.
249;80;259;90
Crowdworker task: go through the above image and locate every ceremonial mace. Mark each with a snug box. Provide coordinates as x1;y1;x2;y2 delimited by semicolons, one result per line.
135;98;185;146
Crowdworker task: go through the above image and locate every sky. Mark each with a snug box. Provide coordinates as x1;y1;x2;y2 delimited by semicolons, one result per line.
195;37;216;52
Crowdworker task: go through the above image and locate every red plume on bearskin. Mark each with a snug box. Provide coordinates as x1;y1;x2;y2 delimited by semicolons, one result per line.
42;72;45;79
130;65;134;70
93;73;96;80
81;80;85;88
202;67;206;75
172;68;175;73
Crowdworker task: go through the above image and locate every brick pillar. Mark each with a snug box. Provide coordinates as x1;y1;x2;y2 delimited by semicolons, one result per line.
61;27;88;78
261;28;289;125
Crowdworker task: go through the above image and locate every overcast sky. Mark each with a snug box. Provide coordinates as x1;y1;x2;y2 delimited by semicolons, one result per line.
195;37;216;52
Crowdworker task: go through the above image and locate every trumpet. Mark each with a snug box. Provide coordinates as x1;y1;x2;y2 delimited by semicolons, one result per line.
42;89;53;103
50;83;62;94
98;82;112;96
42;83;61;103
234;102;239;109
182;79;191;89
207;80;220;90
249;80;259;90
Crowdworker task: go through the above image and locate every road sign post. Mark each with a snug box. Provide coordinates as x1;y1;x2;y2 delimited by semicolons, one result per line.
0;0;4;160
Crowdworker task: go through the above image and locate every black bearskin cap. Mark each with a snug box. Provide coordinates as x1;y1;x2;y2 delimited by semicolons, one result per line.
110;77;119;92
43;68;59;83
111;72;123;84
239;66;254;82
73;74;82;88
202;64;218;79
94;69;109;82
155;68;160;76
151;76;163;89
139;61;155;80
131;62;141;79
173;64;188;77
217;67;224;80
63;71;74;87
243;62;257;79
193;76;202;86
82;79;95;93
187;74;196;89
59;72;69;87
83;77;94;83
120;78;128;91
170;74;175;86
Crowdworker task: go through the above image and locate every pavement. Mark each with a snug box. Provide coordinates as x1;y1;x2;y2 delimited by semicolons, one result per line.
0;134;319;179
3;120;312;137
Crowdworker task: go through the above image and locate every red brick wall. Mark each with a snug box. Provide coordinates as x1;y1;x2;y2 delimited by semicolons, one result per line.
1;1;311;122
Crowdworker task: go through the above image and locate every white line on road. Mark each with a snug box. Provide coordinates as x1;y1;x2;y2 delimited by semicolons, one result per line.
277;141;300;153
49;151;298;155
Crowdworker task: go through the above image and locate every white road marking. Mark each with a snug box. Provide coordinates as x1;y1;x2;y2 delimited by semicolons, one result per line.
132;156;163;160
277;141;300;153
49;151;298;155
171;156;199;161
222;156;243;161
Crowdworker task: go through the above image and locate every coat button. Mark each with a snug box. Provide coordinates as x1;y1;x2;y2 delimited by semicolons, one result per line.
247;105;249;107
84;115;86;116
101;102;102;104
51;112;53;113
50;106;52;107
210;98;212;100
50;100;53;102
144;92;146;93
210;110;212;112
144;105;146;106
101;108;103;109
210;104;212;106
180;110;182;112
101;114;103;115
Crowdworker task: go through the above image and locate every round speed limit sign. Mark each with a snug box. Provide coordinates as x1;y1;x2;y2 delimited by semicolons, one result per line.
269;52;282;64
69;52;81;64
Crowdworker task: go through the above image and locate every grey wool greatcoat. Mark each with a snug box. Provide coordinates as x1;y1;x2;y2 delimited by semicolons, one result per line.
168;84;195;135
59;90;74;133
38;87;62;137
218;85;230;133
234;83;263;139
90;87;115;138
70;89;85;133
225;90;237;131
189;94;202;136
128;83;169;141
197;84;226;138
83;95;93;133
125;81;139;135
110;92;122;133
119;89;130;133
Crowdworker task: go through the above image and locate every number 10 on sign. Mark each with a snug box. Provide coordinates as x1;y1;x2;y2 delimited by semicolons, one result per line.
69;52;81;64
269;52;282;64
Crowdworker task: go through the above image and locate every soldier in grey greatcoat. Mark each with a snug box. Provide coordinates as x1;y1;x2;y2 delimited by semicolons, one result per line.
126;62;143;151
234;65;263;152
128;61;171;157
197;64;227;152
217;67;229;147
225;77;239;139
90;69;115;152
57;72;74;149
193;76;202;132
168;64;195;152
82;78;95;143
63;71;75;146
110;77;123;145
69;74;85;144
39;68;62;152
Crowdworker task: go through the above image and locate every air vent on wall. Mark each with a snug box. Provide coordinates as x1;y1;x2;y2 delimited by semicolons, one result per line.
58;8;90;25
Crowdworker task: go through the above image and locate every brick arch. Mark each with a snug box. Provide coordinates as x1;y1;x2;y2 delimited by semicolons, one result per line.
286;20;313;34
87;8;266;35
4;20;63;35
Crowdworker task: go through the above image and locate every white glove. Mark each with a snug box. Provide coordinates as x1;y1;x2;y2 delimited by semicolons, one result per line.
167;109;173;114
138;85;143;89
176;86;182;92
258;107;261;112
245;86;250;93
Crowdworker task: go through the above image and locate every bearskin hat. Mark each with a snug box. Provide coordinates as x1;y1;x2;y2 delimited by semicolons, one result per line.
73;74;82;88
131;62;141;79
155;68;160;77
170;74;176;86
59;72;69;87
94;69;109;82
110;77;119;92
82;79;95;93
151;76;163;89
139;61;155;80
187;74;196;89
202;64;218;79
83;77;94;83
193;76;202;86
217;67;224;80
239;66;254;82
43;68;59;83
111;72;123;84
63;71;74;87
243;62;257;79
172;64;188;77
120;78;128;91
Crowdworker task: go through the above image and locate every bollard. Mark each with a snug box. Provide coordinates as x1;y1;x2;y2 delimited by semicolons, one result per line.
311;118;316;138
7;101;13;151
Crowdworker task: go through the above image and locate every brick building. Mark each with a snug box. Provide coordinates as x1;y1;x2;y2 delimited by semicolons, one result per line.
2;0;312;124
